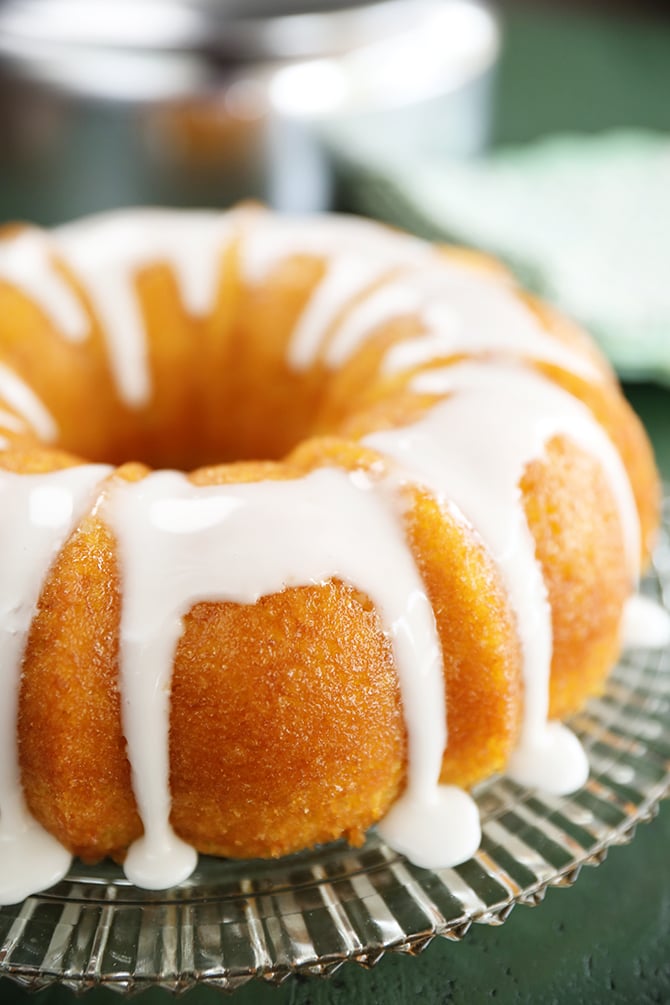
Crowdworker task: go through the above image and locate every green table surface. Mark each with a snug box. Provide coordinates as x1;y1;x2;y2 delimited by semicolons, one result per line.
2;4;670;1002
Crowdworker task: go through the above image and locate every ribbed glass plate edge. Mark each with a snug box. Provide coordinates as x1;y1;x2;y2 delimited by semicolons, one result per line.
1;499;669;996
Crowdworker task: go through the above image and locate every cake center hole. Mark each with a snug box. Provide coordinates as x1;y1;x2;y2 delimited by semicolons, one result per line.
18;249;336;470
51;365;327;472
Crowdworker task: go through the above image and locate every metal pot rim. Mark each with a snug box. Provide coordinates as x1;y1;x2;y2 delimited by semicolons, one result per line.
0;0;439;61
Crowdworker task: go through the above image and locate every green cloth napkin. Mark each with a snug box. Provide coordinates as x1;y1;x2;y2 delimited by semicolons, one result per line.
332;129;670;384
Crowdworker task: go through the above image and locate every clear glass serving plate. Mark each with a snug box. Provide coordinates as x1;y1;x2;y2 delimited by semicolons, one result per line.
1;501;669;996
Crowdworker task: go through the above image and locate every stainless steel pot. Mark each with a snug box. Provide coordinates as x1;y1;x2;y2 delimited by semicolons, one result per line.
0;0;500;223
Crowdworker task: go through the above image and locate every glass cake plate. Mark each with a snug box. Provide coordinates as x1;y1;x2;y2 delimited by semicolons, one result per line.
1;501;669;996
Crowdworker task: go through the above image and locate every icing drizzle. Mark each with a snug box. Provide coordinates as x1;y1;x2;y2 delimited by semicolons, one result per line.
0;465;111;904
0;209;601;412
104;466;478;888
366;362;640;794
0;364;58;443
325;266;602;380
0;209;663;905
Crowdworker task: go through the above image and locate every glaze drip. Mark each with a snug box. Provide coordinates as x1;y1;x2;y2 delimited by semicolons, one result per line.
0;228;86;339
622;595;670;649
325;265;602;379
1;211;242;409
104;465;476;888
366;361;640;794
54;211;240;407
0;209;599;417
0;465;112;905
0;364;59;443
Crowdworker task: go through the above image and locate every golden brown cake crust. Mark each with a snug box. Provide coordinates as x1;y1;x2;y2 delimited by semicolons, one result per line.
0;209;660;870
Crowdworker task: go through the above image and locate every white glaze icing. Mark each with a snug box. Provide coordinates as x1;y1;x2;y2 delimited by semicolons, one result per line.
325;265;602;379
239;211;430;287
365;361;641;795
409;363;640;581
0;465;111;906
0;409;29;434
622;595;670;649
103;465;479;888
0;208;662;906
0;209;599;413
287;257;402;370
0;228;86;339
0;211;243;409
240;212;600;383
54;210;240;407
0;363;58;443
239;211;436;370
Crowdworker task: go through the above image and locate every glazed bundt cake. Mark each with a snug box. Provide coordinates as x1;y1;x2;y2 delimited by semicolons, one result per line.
0;207;664;904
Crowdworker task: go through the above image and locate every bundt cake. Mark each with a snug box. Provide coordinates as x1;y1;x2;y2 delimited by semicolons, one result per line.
0;206;665;904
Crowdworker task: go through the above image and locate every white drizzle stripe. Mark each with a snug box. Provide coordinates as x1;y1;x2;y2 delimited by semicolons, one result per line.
0;210;595;412
365;362;640;795
103;465;479;888
287;257;397;370
0;229;88;339
239;212;431;287
0;210;243;410
53;210;239;408
0;364;59;443
240;212;436;371
410;366;640;581
622;595;670;649
325;266;601;379
0;464;112;906
0;410;28;433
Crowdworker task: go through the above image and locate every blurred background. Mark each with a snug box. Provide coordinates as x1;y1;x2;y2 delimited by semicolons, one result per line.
0;0;502;219
0;0;669;385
